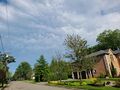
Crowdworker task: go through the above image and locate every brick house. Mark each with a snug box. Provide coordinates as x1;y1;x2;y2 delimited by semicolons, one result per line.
72;49;120;79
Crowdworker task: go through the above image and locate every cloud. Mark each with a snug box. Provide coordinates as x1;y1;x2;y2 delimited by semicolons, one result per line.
0;0;120;72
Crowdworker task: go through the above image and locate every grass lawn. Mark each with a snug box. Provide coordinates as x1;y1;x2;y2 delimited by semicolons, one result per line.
48;78;120;90
49;84;120;90
99;78;120;81
79;85;120;90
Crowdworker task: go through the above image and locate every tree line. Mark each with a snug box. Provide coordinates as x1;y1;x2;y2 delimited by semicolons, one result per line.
13;54;71;82
13;29;120;81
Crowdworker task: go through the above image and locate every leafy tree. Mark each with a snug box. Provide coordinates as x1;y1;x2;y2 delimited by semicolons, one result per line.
0;62;5;70
48;56;71;81
64;34;98;79
0;53;15;87
7;71;13;80
87;29;120;54
13;62;32;80
48;57;58;81
64;34;88;61
82;57;96;78
95;29;120;51
64;34;88;79
34;55;49;82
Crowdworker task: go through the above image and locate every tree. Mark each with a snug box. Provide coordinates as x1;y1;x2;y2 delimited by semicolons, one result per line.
48;57;58;81
64;34;88;79
13;62;32;80
81;57;96;78
0;62;5;70
49;55;71;81
0;53;15;87
64;34;88;61
64;34;97;79
96;29;120;50
34;55;49;82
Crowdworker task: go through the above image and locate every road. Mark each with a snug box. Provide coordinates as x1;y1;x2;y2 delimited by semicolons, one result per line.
4;81;76;90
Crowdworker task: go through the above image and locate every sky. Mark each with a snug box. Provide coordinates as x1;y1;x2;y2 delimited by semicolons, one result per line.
0;0;120;73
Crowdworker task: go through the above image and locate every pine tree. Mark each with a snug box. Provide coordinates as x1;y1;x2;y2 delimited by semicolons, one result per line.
34;55;49;82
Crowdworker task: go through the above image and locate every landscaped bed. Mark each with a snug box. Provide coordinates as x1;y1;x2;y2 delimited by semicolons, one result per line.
48;78;120;90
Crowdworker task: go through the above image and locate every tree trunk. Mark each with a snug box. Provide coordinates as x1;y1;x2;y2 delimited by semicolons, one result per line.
2;80;4;87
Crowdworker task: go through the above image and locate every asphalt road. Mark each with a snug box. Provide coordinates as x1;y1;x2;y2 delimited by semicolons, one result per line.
4;81;75;90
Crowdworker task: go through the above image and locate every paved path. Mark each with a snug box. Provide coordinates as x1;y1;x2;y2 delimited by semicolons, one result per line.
4;81;75;90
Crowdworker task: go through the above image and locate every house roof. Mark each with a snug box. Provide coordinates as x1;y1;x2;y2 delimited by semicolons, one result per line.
86;50;109;57
113;50;120;54
87;49;120;57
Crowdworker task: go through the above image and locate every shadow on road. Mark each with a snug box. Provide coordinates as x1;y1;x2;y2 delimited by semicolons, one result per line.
0;85;9;90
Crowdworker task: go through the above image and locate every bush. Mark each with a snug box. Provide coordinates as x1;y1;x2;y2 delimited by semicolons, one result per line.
89;78;97;84
58;81;65;85
48;81;59;85
48;73;58;81
99;73;105;78
81;82;87;86
82;78;97;85
69;82;80;86
48;72;68;81
64;81;69;85
115;80;120;87
93;79;104;86
35;76;39;82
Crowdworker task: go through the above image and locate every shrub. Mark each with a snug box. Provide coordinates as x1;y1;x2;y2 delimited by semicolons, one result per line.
115;80;120;87
48;81;59;85
89;78;97;84
99;73;105;78
48;72;68;81
82;78;97;85
64;81;69;85
81;82;87;86
58;81;65;85
60;81;80;86
93;79;104;86
69;82;80;86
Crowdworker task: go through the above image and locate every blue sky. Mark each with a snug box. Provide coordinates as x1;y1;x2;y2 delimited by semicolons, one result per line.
0;0;120;73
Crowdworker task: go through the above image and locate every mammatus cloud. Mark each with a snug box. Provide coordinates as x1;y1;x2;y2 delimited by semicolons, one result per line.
0;0;120;72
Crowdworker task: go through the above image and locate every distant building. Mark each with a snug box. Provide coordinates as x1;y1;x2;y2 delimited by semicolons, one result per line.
72;49;120;79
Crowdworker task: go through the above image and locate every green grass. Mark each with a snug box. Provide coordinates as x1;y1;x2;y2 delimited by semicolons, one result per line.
79;85;120;90
48;78;120;90
49;83;120;90
99;78;120;81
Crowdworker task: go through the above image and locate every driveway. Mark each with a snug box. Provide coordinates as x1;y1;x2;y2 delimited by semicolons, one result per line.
4;81;76;90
